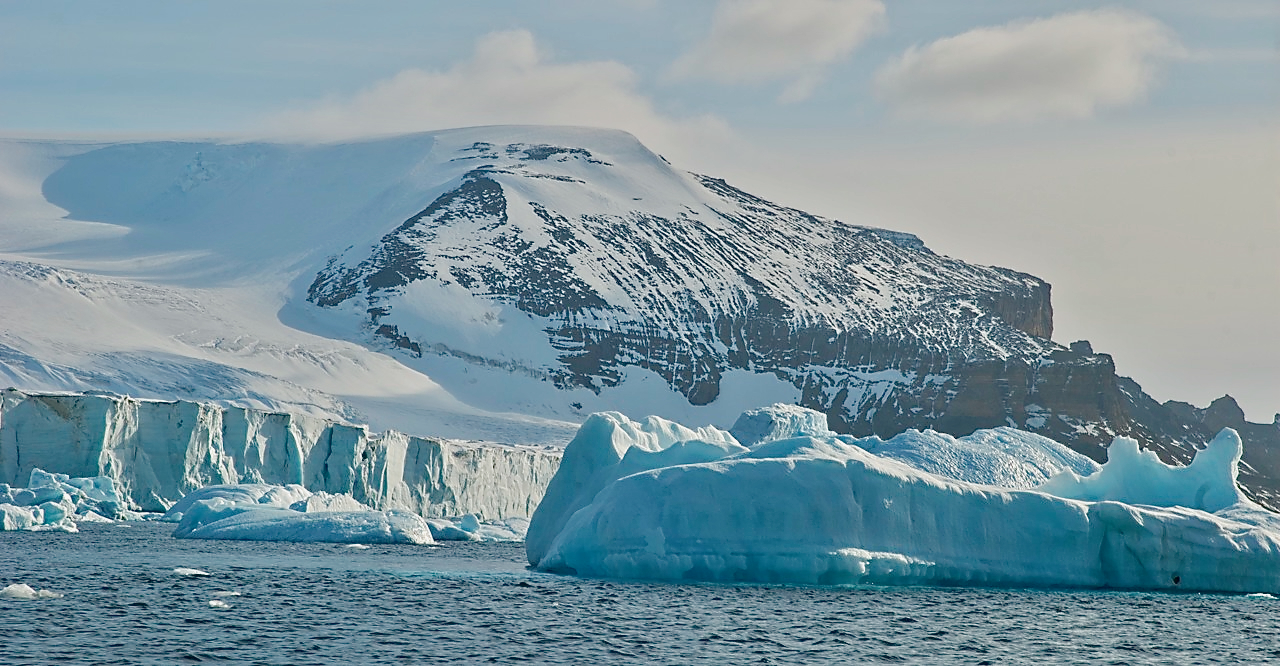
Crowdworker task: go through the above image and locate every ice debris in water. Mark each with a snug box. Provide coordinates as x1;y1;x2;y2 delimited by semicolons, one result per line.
2;583;64;600
1;468;142;533
163;483;527;544
528;404;1280;594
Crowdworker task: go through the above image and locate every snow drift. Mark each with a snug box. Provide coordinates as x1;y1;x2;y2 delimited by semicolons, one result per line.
528;405;1280;593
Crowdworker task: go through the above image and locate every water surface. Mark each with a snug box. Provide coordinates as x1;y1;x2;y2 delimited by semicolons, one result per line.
2;522;1276;664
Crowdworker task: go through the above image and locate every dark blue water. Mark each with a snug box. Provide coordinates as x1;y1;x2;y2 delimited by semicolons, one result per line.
2;522;1277;665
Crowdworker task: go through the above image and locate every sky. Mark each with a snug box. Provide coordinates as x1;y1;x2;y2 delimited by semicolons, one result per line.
1;1;1277;420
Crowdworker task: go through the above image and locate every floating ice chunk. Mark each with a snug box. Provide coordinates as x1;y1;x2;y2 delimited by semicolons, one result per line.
426;519;475;541
1;468;131;531
77;511;113;523
530;410;1280;594
161;484;310;522
208;599;231;609
1;583;63;600
1;504;40;530
176;505;434;544
345;544;371;550
174;568;210;577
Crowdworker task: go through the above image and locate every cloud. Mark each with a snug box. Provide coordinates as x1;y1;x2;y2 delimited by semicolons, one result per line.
874;10;1184;123
670;0;885;102
264;30;729;161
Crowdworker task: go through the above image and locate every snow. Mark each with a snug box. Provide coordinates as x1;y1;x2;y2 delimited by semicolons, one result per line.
0;127;1051;445
528;405;1280;593
858;427;1100;488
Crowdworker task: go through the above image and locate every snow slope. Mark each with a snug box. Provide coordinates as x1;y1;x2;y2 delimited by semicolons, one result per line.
528;406;1280;593
0;127;1051;440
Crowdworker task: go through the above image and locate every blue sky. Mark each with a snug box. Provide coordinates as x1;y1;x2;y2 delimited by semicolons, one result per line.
1;1;1278;418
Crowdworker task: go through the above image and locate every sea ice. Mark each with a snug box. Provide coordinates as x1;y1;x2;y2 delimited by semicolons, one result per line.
528;405;1280;594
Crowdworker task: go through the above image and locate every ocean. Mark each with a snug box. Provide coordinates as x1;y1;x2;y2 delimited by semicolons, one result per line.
3;522;1276;665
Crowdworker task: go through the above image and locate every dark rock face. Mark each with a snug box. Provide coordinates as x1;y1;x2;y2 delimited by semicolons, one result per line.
306;133;1280;510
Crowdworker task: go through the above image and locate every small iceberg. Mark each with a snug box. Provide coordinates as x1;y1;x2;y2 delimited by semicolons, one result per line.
527;405;1280;594
1;583;63;600
1;468;141;532
166;485;434;545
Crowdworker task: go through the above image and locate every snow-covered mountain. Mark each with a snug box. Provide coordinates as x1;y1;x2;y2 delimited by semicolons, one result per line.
1;126;1276;507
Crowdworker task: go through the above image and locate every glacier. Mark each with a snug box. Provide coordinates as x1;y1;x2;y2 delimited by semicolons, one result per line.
0;389;559;520
528;405;1280;593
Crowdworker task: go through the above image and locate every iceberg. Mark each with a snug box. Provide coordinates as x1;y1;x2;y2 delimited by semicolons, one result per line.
167;484;435;545
1;467;140;532
527;405;1280;593
164;483;531;544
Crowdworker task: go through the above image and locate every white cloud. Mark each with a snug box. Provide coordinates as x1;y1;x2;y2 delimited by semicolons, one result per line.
670;0;885;102
874;10;1184;123
264;30;729;162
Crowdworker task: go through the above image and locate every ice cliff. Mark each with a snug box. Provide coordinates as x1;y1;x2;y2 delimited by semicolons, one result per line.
528;405;1280;593
0;389;560;518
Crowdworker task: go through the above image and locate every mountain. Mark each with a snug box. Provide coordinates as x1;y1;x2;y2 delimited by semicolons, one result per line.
0;126;1276;507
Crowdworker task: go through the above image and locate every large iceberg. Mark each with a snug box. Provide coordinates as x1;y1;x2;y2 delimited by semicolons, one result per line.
527;405;1280;593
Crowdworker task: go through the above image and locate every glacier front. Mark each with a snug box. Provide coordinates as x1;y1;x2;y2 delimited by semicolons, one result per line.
528;405;1280;593
0;389;560;520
